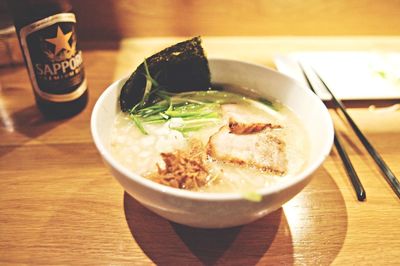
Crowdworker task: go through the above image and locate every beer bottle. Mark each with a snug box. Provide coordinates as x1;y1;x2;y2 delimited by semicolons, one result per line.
7;0;88;119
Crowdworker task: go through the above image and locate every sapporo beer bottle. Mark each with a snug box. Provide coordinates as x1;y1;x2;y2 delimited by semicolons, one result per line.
7;0;88;119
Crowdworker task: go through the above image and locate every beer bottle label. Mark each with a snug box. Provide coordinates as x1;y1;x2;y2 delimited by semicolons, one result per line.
19;13;87;102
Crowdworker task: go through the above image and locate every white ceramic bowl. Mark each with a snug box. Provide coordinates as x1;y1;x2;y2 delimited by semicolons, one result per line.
91;58;334;228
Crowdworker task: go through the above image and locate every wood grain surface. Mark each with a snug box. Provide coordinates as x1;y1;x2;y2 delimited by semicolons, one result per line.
1;37;400;265
68;0;400;39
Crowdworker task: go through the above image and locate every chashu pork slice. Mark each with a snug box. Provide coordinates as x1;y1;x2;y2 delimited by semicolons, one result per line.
207;122;287;175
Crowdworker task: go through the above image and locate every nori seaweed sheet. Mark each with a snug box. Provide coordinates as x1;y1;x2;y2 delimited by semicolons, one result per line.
119;37;211;112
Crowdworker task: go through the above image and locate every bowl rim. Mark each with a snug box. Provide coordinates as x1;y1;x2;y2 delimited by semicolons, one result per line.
91;58;334;202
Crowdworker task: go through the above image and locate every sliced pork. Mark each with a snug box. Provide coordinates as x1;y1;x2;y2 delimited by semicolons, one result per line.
207;120;287;175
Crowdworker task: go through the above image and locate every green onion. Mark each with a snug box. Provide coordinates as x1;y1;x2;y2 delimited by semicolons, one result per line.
258;98;279;111
143;59;159;87
130;115;148;135
129;90;281;135
128;61;279;135
169;117;221;133
242;191;262;202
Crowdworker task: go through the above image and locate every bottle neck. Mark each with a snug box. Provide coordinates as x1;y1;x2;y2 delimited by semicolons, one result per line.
7;0;72;31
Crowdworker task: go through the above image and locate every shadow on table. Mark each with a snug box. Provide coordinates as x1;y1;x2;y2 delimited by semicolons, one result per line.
124;193;293;265
0;104;66;158
282;166;348;265
124;164;348;265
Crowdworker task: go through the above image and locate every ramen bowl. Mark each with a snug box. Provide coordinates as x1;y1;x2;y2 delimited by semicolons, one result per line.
91;58;334;228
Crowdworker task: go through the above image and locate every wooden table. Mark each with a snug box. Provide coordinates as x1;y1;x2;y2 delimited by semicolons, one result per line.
1;37;399;265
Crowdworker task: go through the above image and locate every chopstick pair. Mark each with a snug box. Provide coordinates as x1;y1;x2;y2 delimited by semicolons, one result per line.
298;64;365;201
299;63;400;201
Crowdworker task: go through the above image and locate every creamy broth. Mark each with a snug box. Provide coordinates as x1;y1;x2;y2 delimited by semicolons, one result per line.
110;89;309;194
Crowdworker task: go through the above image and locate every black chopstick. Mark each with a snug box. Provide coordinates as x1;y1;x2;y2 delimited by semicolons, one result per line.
333;132;366;201
312;68;400;199
298;63;366;201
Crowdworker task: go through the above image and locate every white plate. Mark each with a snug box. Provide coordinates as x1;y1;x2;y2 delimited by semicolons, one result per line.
275;52;400;100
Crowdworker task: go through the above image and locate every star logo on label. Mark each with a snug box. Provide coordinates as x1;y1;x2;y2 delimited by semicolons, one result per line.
45;26;73;55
